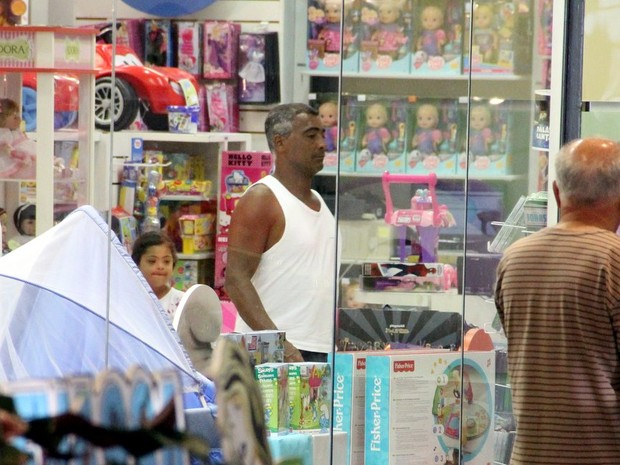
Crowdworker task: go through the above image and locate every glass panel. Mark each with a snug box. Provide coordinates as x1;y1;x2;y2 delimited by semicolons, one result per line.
315;1;555;464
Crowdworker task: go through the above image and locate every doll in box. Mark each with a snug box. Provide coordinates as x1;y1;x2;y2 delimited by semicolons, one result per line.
472;3;498;64
318;100;339;154
0;98;36;180
468;104;494;157
358;102;391;167
416;5;447;59
371;0;409;59
238;34;266;102
411;103;443;156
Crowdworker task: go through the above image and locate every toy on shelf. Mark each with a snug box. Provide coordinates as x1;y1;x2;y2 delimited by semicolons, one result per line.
382;171;455;262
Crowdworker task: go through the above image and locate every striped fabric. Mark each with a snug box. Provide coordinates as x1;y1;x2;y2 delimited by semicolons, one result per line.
495;226;620;464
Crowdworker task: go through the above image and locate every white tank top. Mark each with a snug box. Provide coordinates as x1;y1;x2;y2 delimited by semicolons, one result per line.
234;175;338;353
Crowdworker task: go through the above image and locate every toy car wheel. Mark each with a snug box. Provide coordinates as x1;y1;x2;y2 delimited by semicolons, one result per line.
94;76;139;131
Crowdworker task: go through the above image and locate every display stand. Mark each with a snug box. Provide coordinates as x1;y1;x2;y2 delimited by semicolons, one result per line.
0;26;97;236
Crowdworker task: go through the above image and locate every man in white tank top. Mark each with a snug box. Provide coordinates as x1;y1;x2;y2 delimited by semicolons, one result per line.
225;103;338;362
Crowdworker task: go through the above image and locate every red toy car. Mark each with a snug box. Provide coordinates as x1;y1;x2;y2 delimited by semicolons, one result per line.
22;44;201;132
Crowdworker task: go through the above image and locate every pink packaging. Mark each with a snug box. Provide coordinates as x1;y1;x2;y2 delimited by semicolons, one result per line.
205;82;239;133
203;21;241;79
176;21;203;77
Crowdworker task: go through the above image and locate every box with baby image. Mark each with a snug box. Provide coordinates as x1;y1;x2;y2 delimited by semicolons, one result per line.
364;350;495;465
358;0;413;74
355;96;409;174
410;0;464;76
288;362;332;432
457;99;513;176
306;0;360;72
406;97;460;175
254;362;290;435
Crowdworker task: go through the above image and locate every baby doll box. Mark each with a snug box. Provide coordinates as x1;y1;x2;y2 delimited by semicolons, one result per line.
306;0;360;73
410;0;464;76
406;98;460;175
456;99;514;176
355;97;408;174
358;0;412;75
463;0;533;75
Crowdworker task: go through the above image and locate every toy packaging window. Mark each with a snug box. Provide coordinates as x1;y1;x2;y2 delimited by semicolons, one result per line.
203;21;241;80
144;19;174;67
238;32;280;104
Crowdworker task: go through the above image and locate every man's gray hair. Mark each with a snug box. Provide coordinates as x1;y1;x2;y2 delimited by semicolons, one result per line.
264;103;319;152
555;138;620;205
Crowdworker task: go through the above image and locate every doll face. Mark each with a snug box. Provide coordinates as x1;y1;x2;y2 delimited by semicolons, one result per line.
378;2;400;24
470;106;491;131
417;105;439;129
474;5;494;29
421;6;444;31
325;1;342;23
3;110;21;131
366;104;388;128
20;218;35;236
319;102;338;127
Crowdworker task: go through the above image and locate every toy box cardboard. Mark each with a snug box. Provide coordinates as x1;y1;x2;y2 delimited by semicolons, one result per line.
214;151;273;297
336;307;462;351
457;99;514;176
410;0;464;76
406;98;460;175
354;97;408;174
288;362;332;432
221;330;286;366
255;363;290;435
358;0;412;74
306;0;360;73
364;350;495;465
329;351;370;465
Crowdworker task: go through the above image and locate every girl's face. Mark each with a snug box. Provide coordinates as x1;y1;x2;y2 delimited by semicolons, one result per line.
4;111;21;131
366;105;387;128
138;244;175;294
470;107;491;130
422;7;443;31
319;103;338;127
417;106;438;129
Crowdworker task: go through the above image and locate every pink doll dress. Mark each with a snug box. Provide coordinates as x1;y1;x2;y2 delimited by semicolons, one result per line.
0;129;36;179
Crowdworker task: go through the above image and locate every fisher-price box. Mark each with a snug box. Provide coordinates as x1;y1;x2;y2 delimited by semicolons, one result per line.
288;362;332;432
255;363;289;435
365;350;495;465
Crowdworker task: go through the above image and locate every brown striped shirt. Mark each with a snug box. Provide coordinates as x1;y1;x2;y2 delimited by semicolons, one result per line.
495;226;620;464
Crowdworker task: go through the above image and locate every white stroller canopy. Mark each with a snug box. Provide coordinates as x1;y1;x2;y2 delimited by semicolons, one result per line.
0;205;199;388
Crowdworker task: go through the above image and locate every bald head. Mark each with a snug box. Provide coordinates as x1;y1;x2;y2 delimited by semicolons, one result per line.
554;137;620;207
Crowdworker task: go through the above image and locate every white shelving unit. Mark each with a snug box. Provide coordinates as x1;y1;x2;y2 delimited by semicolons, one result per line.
0;26;97;237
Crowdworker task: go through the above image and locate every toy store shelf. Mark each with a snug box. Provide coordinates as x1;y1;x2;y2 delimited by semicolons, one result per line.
178;252;213;260
302;70;530;81
113;131;252;145
160;194;216;202
318;171;526;182
26;130;103;142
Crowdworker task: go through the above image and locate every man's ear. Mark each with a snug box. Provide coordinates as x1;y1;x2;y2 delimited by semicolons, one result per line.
273;134;285;151
552;181;561;208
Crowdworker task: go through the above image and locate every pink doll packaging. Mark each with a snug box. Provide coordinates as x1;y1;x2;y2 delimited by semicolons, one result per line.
238;31;280;104
309;92;345;173
306;0;360;72
206;82;239;133
410;0;464;75
355;96;407;174
457;99;513;175
359;0;413;74
203;21;241;80
406;98;460;175
176;21;203;77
